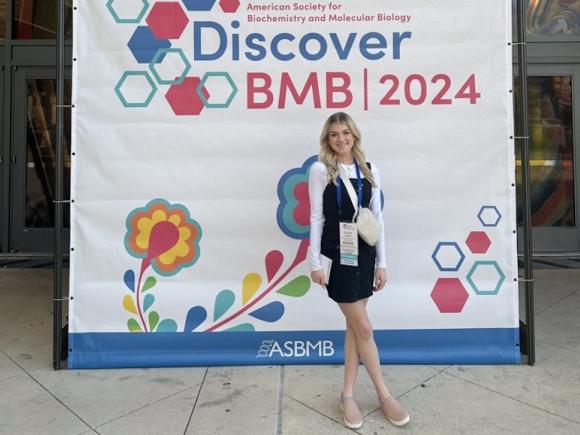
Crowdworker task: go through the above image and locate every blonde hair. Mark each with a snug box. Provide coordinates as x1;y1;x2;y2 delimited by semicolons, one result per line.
319;112;376;186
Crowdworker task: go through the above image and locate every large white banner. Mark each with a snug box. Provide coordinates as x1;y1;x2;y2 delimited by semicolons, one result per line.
69;0;519;368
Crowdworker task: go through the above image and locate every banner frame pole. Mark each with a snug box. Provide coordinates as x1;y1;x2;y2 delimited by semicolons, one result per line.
65;2;527;368
53;0;66;370
516;0;536;366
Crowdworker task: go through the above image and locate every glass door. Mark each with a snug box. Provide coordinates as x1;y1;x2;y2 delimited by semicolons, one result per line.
0;64;5;252
517;65;580;252
10;67;71;252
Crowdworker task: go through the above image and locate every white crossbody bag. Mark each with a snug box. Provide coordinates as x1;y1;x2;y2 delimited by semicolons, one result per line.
338;169;381;246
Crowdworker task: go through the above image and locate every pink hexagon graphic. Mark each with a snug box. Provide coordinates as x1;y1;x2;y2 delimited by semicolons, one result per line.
466;231;491;254
430;278;469;313
146;2;189;40
166;77;209;116
219;0;240;13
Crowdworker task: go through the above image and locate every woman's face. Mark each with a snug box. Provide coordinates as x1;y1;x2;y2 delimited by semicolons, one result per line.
327;122;354;159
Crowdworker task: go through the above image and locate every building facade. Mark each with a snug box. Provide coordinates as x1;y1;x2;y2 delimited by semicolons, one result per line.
0;0;579;255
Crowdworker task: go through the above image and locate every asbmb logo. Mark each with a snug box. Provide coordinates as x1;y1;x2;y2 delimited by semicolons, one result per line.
256;339;335;358
107;0;240;115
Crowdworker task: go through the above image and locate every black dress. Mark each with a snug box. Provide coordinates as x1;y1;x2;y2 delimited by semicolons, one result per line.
321;168;376;303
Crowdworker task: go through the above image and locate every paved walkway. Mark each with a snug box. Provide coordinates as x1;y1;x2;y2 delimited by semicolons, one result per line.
0;268;579;434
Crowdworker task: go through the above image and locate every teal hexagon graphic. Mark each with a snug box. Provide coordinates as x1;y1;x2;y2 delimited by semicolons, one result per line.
196;72;238;108
114;71;157;108
107;0;149;24
148;48;191;85
466;261;505;295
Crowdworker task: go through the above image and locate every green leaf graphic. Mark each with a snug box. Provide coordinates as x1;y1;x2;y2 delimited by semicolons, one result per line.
149;311;160;331
127;318;142;332
276;276;310;297
143;276;157;293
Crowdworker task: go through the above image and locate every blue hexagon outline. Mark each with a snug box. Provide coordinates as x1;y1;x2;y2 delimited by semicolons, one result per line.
431;241;465;272
477;205;502;227
114;71;157;108
466;260;506;295
148;48;191;85
106;0;149;24
196;72;238;108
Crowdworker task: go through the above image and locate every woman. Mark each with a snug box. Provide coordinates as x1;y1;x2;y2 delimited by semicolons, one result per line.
308;112;410;429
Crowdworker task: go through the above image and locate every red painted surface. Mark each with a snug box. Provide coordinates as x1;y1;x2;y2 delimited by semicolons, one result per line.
431;278;469;313
466;231;491;254
146;2;189;39
219;0;241;13
165;77;209;116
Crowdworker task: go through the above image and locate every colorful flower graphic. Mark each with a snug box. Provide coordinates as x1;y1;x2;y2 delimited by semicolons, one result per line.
125;199;201;276
276;155;317;240
202;241;310;332
121;157;317;333
122;199;202;332
179;157;315;332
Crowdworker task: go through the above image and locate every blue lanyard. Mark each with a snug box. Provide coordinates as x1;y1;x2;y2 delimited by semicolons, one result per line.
336;161;363;216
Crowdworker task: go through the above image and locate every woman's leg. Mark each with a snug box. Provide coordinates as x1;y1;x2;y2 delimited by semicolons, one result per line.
340;320;363;426
340;299;369;425
338;300;390;400
338;299;410;426
342;298;367;396
342;321;359;396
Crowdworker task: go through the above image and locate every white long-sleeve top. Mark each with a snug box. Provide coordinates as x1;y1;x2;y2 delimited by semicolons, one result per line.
308;161;387;271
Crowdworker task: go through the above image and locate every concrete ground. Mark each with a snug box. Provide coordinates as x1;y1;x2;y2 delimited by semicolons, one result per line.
0;267;579;435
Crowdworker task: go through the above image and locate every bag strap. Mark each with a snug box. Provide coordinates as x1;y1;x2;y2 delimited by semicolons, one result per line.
338;169;360;220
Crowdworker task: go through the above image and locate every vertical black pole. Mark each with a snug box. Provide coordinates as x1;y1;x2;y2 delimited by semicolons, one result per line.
53;0;65;370
516;0;535;365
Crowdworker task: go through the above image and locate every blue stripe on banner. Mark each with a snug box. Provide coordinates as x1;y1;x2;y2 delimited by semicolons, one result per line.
69;328;520;368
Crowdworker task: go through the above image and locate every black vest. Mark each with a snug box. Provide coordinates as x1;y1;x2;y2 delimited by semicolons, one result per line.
320;164;374;256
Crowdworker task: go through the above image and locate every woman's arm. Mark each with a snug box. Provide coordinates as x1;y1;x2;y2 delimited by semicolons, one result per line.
308;161;327;271
370;165;387;268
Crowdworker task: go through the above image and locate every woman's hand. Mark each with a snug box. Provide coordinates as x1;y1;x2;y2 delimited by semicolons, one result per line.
311;269;326;289
374;267;387;291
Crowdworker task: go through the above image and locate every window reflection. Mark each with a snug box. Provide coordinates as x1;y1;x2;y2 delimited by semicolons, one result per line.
25;79;71;228
515;76;575;227
13;0;72;39
526;0;580;36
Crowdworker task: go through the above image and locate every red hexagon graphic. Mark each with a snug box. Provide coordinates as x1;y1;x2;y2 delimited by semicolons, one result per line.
466;231;491;254
219;0;240;13
430;278;469;313
165;77;209;116
146;2;189;39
